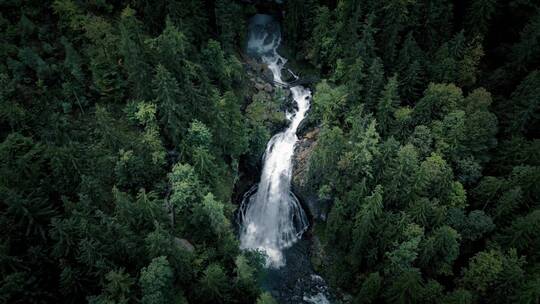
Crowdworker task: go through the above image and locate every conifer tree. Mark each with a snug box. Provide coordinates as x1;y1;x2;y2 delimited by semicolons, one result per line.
119;7;152;100
377;74;400;136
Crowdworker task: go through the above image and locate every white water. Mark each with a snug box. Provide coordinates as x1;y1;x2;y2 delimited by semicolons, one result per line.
239;14;311;268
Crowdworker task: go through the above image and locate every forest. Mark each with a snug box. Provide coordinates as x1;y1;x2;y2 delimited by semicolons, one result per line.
0;0;539;303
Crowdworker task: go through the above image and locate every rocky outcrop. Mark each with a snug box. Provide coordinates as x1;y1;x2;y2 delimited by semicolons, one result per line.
234;58;287;203
174;237;195;252
292;127;330;221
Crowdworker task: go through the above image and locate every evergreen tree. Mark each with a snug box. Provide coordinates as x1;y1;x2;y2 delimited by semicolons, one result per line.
384;268;424;304
119;7;152;100
352;185;384;263
380;0;418;67
357;13;378;64
308;6;336;69
214;0;245;52
377;74;400;136
363;57;385;111
413;83;463;125
465;0;498;37
198;264;230;303
139;256;174;304
355;272;382;303
507;70;540;136
256;292;278;304
152;64;184;145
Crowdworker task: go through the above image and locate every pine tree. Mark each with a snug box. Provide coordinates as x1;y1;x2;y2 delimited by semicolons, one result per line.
460;88;498;162
419;0;454;51
385;144;420;205
308;6;336;69
510;11;540;72
507;70;540;136
396;33;426;102
413;83;463;125
357;13;378;64
214;91;248;159
119;7;152;100
198;264;230;303
363;57;385;111
167;0;209;47
312;81;348;125
380;0;418;67
496;210;540;261
343;57;366;105
377;74;400;136
465;0;498;37
419;226;461;275
256;292;278;304
355;272;382;303
152;64;184;145
415;153;454;201
384;268;424;304
147;17;188;78
352;185;384;261
214;0;245;52
139;256;174;304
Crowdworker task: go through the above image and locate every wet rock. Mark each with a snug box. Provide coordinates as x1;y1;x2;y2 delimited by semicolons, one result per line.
305;129;318;140
246;58;262;72
281;69;297;83
284;89;291;98
282;95;296;113
297;113;317;138
262;64;274;82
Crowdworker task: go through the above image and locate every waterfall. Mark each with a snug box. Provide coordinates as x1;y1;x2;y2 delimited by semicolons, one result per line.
239;14;311;268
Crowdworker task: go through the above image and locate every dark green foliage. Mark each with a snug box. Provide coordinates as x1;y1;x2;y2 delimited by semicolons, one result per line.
139;256;174;304
256;292;278;304
466;0;498;37
304;1;540;302
506;70;540;136
376;75;400;136
152;64;184;144
198;263;230;303
0;2;262;303
384;268;424;304
3;0;540;303
355;272;382;303
214;0;246;52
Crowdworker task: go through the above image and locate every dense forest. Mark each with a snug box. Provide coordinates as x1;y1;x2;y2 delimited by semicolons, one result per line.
1;0;539;303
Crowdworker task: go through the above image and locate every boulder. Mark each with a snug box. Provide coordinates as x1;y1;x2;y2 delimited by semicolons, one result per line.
262;64;274;82
264;83;273;93
255;82;265;91
174;237;195;252
284;89;291;98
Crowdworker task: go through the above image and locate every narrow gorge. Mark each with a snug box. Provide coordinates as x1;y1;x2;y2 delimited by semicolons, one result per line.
238;14;332;304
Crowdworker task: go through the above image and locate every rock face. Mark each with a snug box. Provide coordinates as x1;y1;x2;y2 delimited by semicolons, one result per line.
233;57;286;203
292;127;330;221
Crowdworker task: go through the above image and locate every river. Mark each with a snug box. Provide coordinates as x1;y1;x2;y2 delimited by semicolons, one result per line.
238;14;333;304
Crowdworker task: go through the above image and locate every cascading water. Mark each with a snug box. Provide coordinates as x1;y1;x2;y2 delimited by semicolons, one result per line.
239;14;332;304
239;14;311;268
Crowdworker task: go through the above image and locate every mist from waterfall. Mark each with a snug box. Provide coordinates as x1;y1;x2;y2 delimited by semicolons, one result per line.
239;14;311;268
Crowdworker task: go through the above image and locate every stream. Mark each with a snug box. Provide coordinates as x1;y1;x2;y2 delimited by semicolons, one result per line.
238;14;334;304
